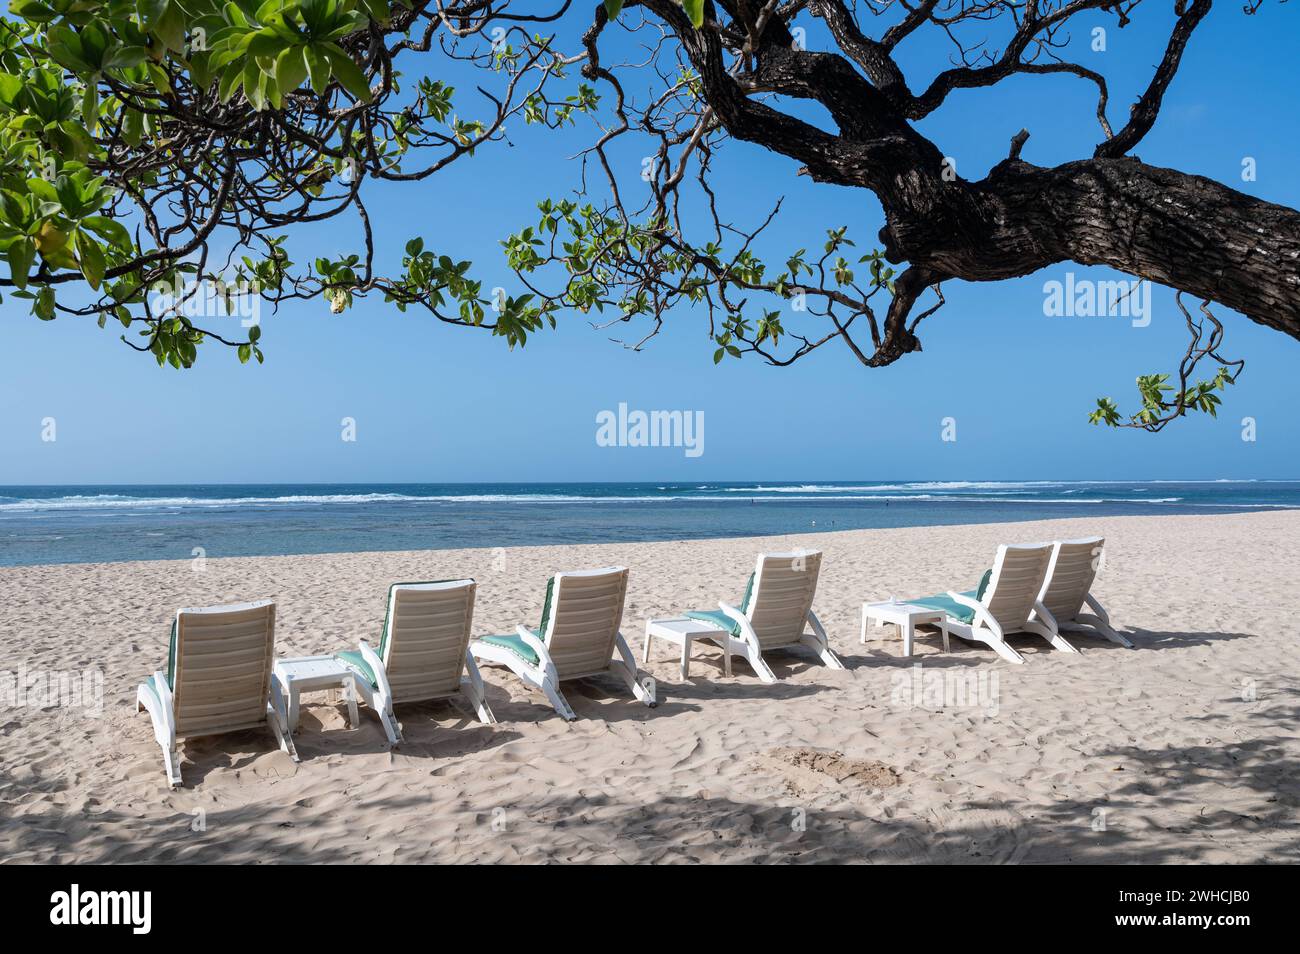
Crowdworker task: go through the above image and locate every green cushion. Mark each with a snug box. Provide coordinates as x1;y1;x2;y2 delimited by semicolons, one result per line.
684;609;737;634
739;571;755;612
910;589;981;624
478;632;540;666
685;571;757;636
686;571;759;639
537;577;555;637
166;619;177;690
975;568;993;601
336;650;378;687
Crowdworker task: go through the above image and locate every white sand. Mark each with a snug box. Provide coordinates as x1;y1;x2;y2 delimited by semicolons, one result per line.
1;510;1297;863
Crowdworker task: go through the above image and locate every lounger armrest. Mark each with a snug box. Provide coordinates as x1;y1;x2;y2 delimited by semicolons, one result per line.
145;670;177;744
718;601;744;620
948;590;1001;634
718;602;760;646
359;640;393;700
152;669;174;716
515;625;557;676
947;591;981;611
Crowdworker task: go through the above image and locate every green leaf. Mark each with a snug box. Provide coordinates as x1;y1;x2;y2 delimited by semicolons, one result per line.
223;1;250;28
7;237;36;290
76;232;106;289
219;61;245;103
275;45;309;94
604;0;624;17
122;106;144;147
81;84;99;133
35;285;55;320
0;73;23;107
305;45;331;93
27;178;59;206
681;0;705;28
154;1;188;54
81;215;134;253
324;45;372;101
9;0;59;21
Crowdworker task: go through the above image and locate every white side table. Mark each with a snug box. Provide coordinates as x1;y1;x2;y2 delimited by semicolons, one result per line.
861;601;950;657
273;655;360;734
643;617;731;679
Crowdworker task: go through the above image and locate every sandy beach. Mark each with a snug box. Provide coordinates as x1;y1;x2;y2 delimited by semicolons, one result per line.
2;510;1297;864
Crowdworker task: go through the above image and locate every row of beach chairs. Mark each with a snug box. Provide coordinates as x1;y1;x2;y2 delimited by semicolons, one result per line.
137;536;1127;786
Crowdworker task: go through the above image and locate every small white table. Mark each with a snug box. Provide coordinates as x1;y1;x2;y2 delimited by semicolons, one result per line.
273;655;360;734
861;601;950;657
643;617;731;679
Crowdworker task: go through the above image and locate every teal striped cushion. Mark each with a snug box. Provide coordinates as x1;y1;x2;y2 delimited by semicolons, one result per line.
336;650;378;687
910;590;981;624
477;632;540;666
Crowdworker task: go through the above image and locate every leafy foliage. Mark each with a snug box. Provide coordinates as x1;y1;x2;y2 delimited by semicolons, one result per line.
1091;295;1243;432
0;0;1260;435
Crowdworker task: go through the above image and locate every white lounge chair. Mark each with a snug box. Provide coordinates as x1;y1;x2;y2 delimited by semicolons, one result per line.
683;551;844;683
909;543;1079;664
469;567;655;721
136;600;296;787
336;579;495;744
1033;537;1133;648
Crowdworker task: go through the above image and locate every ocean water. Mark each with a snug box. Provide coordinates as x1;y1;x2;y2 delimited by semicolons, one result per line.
0;480;1296;567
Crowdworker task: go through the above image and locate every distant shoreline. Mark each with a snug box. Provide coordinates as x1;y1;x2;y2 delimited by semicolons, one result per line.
2;486;1297;569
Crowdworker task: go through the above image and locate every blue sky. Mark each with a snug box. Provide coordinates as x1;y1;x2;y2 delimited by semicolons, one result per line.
1;5;1297;484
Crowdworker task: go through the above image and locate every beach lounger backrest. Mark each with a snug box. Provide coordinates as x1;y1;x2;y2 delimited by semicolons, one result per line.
982;544;1052;630
1038;538;1103;624
746;551;822;649
171;600;276;738
384;580;476;703
542;567;629;679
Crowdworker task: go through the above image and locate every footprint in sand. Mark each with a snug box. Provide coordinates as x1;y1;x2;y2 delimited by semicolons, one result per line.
766;746;902;793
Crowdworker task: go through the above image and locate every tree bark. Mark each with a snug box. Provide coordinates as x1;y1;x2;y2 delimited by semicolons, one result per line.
881;156;1300;340
641;0;1300;356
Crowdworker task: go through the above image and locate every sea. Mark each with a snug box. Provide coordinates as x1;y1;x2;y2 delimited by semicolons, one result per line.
1;480;1296;567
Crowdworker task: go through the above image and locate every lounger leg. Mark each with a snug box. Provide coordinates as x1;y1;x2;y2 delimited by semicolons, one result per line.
731;635;777;683
613;633;657;707
344;675;359;729
985;635;1025;665
1080;594;1134;648
266;698;300;763
642;625;652;664
1092;621;1133;649
138;681;183;787
969;620;1026;665
282;676;300;734
803;611;846;670
377;708;402;745
1023;619;1080;655
160;744;182;787
461;653;497;724
541;675;578;722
